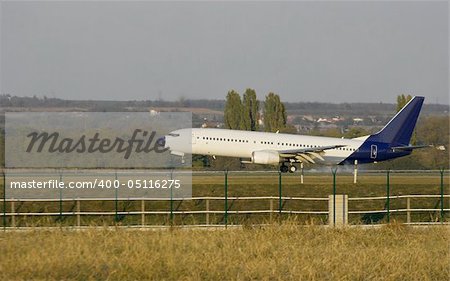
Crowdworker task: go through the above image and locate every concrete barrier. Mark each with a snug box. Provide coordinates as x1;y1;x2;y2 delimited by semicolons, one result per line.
329;194;348;226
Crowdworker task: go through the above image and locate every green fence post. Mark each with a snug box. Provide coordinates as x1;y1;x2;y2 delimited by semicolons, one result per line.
59;172;63;226
224;170;228;227
3;171;6;230
386;169;390;223
332;168;337;226
115;171;118;224
440;168;444;223
170;170;174;226
278;171;282;216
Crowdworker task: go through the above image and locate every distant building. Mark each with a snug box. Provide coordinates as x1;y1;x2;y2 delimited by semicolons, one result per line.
316;116;344;124
149;109;159;116
302;115;314;122
202;118;222;128
332;116;344;122
317;118;331;123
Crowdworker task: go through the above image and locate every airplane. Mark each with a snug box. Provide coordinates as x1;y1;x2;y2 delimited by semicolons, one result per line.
160;96;427;173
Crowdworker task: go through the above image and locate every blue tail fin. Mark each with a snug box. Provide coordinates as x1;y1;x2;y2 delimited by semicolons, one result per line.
370;96;424;145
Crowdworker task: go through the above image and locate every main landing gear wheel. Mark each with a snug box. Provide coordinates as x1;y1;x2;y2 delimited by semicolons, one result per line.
280;164;289;173
288;165;297;173
280;163;297;173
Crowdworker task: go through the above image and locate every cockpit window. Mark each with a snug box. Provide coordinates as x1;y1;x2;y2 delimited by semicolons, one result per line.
168;133;180;137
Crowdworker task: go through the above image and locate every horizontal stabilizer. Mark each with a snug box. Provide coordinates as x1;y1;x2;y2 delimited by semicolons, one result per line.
391;145;431;151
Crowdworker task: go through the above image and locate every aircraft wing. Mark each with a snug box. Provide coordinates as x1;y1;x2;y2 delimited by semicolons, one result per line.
278;145;347;164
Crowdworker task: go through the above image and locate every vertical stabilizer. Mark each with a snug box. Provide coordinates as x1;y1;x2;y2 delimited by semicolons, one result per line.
370;96;424;145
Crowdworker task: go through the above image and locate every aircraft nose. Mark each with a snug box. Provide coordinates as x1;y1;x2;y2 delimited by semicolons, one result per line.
156;136;166;147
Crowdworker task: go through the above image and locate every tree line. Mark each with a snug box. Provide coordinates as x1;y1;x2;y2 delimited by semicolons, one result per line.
223;89;287;133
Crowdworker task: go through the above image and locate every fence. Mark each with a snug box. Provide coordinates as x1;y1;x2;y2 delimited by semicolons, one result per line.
1;169;449;228
2;194;449;228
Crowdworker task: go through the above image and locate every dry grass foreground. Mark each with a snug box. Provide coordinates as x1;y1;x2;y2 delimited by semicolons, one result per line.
0;224;448;281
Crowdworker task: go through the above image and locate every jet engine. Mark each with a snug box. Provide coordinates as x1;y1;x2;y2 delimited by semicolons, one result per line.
252;150;280;165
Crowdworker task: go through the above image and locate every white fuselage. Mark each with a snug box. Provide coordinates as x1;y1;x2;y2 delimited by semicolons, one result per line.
163;96;424;167
166;128;368;165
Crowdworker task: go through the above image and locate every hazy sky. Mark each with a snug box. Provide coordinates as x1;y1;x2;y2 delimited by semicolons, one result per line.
1;1;448;104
